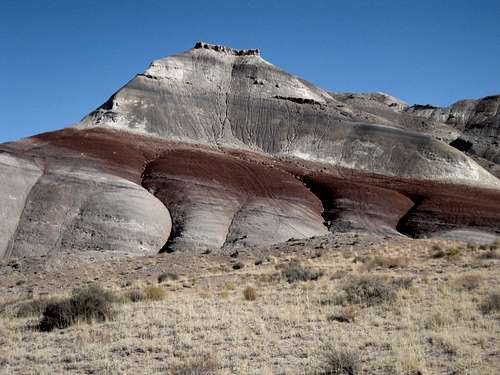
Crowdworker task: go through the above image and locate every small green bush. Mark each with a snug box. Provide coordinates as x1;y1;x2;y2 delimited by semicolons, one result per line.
447;248;461;257
38;285;117;331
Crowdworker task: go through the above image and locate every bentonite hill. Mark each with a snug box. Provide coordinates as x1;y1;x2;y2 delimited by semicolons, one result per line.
1;42;499;258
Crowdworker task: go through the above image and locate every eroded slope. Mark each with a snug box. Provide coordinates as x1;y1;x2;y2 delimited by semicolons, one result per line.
0;43;499;257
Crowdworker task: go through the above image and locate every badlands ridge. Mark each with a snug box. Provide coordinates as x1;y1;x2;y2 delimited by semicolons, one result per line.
1;42;499;257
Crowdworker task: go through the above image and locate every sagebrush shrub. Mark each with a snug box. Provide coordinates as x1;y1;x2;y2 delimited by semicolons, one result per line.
283;266;323;283
39;285;117;331
339;275;411;306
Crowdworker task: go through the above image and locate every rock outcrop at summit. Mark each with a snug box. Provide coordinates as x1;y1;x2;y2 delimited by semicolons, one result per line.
1;42;499;257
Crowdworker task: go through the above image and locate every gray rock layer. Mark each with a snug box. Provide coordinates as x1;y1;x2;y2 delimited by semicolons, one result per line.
81;44;499;188
0;149;171;257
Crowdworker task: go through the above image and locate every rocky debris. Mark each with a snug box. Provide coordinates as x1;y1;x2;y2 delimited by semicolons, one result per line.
194;41;260;56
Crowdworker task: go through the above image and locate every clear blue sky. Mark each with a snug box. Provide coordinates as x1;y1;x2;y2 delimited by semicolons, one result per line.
1;0;499;143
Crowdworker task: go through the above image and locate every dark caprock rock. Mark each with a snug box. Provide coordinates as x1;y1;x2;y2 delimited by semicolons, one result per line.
1;42;499;257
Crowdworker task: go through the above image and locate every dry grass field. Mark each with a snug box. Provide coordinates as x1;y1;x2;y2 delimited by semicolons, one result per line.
1;233;499;374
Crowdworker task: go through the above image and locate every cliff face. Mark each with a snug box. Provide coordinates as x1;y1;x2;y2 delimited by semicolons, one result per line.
1;42;499;257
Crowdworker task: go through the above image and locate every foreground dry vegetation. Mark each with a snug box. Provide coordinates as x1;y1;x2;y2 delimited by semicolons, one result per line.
0;234;499;374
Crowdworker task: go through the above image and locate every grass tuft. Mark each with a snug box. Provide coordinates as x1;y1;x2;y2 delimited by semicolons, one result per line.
144;286;166;301
317;347;361;375
123;289;147;303
243;286;257;301
432;247;461;259
170;354;218;375
362;255;407;271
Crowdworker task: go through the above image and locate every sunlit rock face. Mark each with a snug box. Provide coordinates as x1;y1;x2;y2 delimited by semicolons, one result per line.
141;148;329;251
1;42;499;257
0;148;171;258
